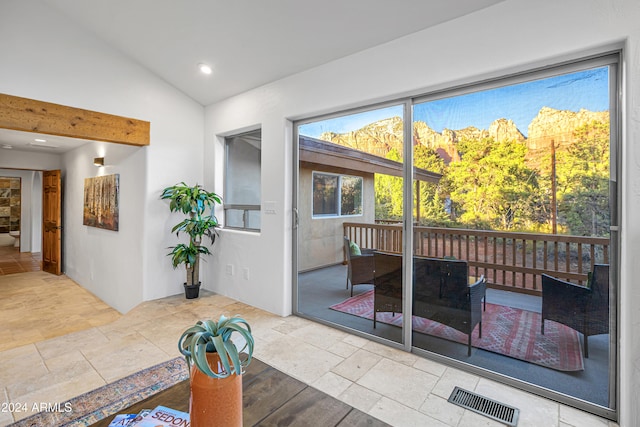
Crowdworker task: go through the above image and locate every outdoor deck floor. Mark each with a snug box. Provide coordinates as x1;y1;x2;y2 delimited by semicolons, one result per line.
297;263;610;407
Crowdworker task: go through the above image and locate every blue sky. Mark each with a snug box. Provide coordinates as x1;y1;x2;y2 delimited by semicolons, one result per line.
299;67;609;138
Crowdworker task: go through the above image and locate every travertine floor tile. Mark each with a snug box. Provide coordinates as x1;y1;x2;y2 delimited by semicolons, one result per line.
369;396;449;427
357;358;438;410
256;333;343;384
457;409;506;427
362;340;420;366
0;388;14;425
81;331;170;382
341;333;370;349
332;348;382;382
0;345;48;388
0;271;120;352
412;355;447;377
10;368;106;422
0;409;12;426
271;315;313;335
6;357;105;405
560;404;610;427
288;322;351;349
475;377;559;427
36;328;110;360
338;383;382;413
431;366;480;400
419;393;465;426
311;371;353;398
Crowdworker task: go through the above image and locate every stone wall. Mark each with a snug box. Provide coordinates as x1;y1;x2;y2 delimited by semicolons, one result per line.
0;177;20;233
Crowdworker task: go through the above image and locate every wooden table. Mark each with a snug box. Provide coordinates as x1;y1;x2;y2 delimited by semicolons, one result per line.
90;358;389;426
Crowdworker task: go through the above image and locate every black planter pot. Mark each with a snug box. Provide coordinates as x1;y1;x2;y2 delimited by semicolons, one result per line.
184;282;201;299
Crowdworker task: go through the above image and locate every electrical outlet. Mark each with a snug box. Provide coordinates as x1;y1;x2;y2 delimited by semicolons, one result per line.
242;268;250;280
226;264;234;276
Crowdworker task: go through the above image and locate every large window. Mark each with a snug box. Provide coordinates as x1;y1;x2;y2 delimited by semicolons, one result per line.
295;53;619;418
224;129;261;231
312;172;363;217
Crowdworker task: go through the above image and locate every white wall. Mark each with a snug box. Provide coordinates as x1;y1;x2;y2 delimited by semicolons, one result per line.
0;0;205;313
0;150;61;171
204;0;640;424
62;142;146;309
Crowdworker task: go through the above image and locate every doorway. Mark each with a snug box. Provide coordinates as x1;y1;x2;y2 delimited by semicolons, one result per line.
0;169;43;275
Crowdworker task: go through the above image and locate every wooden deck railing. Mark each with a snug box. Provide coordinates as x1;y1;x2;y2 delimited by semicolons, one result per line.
344;222;609;295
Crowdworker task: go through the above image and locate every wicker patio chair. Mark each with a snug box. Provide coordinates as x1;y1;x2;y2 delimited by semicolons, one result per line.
372;251;486;356
343;236;375;296
413;255;486;357
541;264;610;358
372;251;403;327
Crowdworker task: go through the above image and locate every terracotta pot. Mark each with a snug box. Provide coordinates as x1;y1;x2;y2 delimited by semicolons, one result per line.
189;352;243;427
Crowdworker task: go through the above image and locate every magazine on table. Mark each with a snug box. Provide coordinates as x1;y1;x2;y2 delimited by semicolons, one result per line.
108;413;137;426
128;405;190;427
128;409;152;425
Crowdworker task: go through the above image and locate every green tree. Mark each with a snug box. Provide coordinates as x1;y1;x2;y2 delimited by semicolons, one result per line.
444;137;540;230
413;144;449;225
554;120;610;236
374;148;404;220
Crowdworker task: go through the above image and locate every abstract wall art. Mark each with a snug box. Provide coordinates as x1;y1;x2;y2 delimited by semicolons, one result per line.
83;174;119;231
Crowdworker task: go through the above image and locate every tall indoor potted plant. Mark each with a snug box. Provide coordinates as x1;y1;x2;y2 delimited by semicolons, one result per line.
179;315;254;427
161;182;221;298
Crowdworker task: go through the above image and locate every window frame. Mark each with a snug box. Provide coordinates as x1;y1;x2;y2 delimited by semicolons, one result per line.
311;171;363;218
223;129;262;232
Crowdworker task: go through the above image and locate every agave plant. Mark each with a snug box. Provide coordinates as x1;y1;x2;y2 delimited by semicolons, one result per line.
178;315;254;379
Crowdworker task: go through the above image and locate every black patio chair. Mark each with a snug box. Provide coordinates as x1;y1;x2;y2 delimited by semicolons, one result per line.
541;264;610;358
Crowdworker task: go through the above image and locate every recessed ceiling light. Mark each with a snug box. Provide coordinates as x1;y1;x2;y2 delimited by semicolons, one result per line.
29;141;59;149
198;63;213;75
34;138;47;142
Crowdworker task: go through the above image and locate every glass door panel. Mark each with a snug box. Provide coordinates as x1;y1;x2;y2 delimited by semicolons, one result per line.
410;65;614;408
296;104;405;345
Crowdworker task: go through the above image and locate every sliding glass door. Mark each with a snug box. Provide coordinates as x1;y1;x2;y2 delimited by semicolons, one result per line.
293;53;618;416
295;103;408;346
409;60;616;411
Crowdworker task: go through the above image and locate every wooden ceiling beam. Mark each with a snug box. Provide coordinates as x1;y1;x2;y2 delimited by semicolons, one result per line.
0;93;150;146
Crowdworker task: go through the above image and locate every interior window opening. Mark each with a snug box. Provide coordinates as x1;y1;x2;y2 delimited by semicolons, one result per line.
224;129;262;231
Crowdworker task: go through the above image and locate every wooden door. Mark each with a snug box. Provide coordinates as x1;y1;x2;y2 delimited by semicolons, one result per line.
43;170;62;275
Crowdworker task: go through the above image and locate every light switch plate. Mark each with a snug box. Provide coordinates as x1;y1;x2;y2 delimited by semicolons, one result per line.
264;201;276;214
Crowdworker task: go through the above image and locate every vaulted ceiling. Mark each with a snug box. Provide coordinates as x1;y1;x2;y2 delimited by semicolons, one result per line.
43;0;503;106
1;0;503;153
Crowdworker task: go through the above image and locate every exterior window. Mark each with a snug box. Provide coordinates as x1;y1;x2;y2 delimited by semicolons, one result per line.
224;129;261;231
312;172;362;217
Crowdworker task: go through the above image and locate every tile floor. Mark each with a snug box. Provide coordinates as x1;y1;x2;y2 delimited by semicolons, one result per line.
0;272;121;352
0;271;619;427
0;247;41;276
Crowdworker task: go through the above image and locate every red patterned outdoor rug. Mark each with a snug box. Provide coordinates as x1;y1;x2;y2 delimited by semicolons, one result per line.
330;290;584;371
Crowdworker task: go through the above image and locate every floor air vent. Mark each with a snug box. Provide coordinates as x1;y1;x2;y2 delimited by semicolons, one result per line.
448;386;519;426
